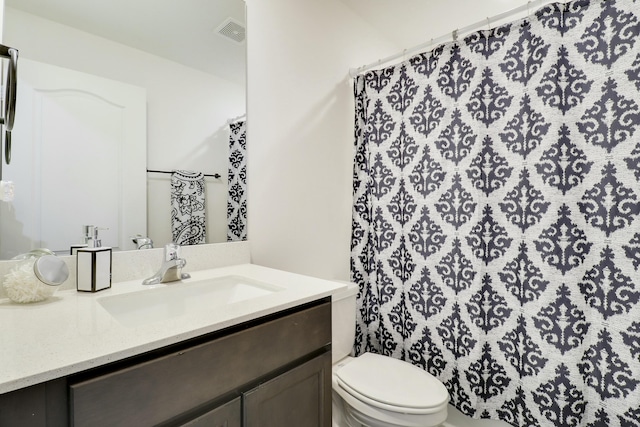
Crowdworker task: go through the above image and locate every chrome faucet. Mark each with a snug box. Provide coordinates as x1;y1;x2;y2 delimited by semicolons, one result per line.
142;243;190;285
132;234;154;250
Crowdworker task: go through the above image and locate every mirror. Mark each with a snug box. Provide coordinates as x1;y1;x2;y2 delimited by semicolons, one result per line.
0;0;246;259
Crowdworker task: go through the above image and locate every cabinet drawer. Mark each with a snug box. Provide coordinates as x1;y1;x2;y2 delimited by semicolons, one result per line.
70;302;330;427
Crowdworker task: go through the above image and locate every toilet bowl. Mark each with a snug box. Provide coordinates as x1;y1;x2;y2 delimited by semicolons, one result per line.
331;283;450;427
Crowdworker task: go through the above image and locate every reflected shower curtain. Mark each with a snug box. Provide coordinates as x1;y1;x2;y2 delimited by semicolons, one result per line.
227;120;247;241
351;0;640;426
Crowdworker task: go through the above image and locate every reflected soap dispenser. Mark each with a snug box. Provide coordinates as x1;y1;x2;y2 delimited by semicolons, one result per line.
76;226;112;292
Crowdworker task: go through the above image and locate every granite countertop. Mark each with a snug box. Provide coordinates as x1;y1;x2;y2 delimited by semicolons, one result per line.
0;263;346;394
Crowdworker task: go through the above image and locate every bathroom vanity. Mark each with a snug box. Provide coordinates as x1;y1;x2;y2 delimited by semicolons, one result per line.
0;262;344;426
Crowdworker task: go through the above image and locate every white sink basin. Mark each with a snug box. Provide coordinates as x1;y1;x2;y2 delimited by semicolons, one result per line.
98;275;283;327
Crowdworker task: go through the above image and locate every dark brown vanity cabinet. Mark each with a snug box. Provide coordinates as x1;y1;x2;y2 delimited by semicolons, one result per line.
0;299;332;427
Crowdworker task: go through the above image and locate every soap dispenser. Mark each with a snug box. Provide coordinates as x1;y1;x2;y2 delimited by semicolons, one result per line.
76;225;112;292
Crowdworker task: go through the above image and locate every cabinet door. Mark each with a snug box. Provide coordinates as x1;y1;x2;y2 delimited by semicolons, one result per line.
0;384;46;427
0;379;68;427
180;397;241;427
243;352;331;427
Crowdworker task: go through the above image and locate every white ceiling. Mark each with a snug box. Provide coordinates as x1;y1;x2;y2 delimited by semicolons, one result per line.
5;0;247;85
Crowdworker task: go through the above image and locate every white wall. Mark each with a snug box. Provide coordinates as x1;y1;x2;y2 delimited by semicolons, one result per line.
0;0;4;39
245;0;398;280
4;8;245;247
340;0;559;53
244;0;550;282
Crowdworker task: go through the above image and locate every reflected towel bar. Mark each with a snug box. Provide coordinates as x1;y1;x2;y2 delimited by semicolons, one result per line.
146;169;221;179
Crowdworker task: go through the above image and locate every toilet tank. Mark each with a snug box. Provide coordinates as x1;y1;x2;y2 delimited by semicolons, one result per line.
331;282;358;363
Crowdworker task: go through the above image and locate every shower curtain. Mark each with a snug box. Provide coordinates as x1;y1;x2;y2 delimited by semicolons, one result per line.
351;1;640;426
227;120;247;241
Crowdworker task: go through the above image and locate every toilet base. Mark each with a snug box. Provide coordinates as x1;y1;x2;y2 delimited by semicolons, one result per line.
333;382;447;427
333;390;357;427
333;389;376;427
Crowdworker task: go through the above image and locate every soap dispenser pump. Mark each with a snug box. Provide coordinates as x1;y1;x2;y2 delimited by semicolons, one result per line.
76;225;112;292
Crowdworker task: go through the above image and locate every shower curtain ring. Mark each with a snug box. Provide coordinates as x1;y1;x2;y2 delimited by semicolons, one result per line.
452;29;458;41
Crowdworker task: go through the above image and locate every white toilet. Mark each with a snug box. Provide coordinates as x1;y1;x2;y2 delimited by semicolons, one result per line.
331;283;450;427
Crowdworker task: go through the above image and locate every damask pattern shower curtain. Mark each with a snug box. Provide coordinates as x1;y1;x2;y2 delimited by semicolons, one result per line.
351;1;640;426
227;120;247;241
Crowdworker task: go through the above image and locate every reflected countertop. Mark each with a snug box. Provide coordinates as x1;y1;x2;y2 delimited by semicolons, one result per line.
0;263;346;394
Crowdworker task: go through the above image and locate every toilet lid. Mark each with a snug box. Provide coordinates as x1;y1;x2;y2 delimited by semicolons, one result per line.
335;353;449;411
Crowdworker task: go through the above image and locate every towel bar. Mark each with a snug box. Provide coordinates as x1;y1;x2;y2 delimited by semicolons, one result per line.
146;169;222;179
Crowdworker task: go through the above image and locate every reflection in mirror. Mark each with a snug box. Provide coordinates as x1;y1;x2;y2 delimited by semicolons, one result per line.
0;0;246;259
2;58;147;259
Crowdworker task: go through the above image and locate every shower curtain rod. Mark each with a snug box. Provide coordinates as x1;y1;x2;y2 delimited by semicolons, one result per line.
227;114;246;125
348;0;568;77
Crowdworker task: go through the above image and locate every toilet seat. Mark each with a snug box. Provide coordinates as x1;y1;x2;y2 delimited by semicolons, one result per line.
335;353;449;415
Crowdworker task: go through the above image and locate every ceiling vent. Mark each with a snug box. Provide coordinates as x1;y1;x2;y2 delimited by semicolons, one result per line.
216;18;246;44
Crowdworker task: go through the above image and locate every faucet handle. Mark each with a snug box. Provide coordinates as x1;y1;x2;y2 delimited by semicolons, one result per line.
164;243;181;261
